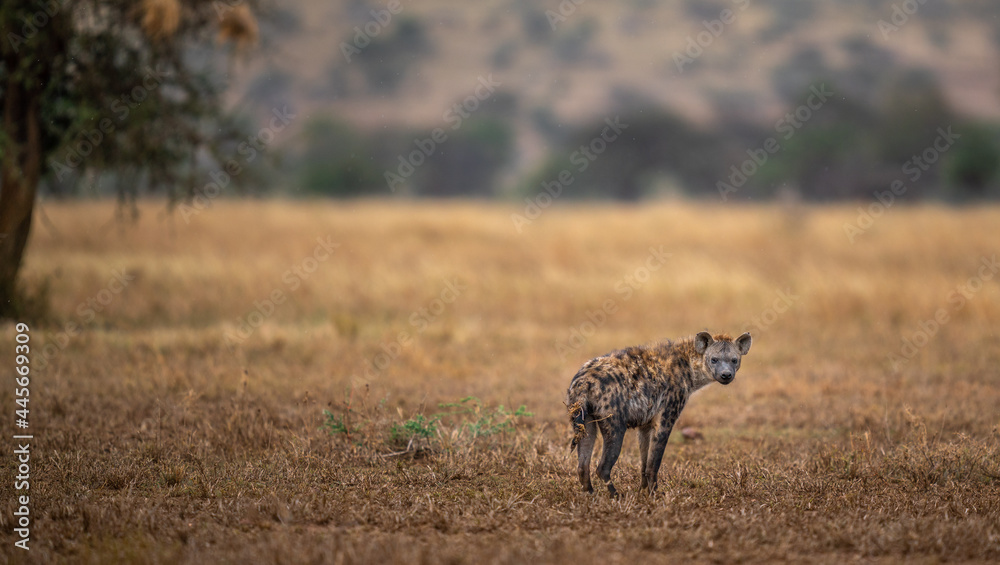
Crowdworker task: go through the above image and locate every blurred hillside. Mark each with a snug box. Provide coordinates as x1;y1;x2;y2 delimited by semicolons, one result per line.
51;0;1000;200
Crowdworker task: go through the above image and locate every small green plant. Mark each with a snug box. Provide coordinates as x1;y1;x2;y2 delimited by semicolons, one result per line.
437;396;533;439
321;385;365;440
389;414;439;447
322;392;533;455
321;410;357;436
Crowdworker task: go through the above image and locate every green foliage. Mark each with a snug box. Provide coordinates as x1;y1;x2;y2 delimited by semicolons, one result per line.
436;396;534;439
389;414;440;446
291;115;514;198
946;124;1000;197
416;118;514;197
320;387;365;441
875;70;953;163
524;107;730;200
745;78;963;201
1;1;264;202
294;118;384;196
750;119;878;200
321;410;352;436
321;392;533;454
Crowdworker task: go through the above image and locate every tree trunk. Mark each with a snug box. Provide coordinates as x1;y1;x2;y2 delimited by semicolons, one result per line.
0;77;42;317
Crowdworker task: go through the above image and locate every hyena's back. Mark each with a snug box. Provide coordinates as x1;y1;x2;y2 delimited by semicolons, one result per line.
567;344;688;447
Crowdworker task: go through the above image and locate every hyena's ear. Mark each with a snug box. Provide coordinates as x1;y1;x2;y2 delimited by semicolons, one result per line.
694;331;714;354
736;332;752;355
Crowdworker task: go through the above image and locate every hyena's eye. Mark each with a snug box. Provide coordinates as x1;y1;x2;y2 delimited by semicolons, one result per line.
711;358;718;364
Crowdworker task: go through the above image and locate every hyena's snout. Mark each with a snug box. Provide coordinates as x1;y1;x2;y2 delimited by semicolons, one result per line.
710;359;738;385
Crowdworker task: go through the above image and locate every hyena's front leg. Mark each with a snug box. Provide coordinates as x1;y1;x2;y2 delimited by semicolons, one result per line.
644;430;671;495
576;420;598;493
596;420;626;497
638;423;652;491
644;401;686;495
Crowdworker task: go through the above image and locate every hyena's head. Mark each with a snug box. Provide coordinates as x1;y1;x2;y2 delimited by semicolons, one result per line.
695;331;751;385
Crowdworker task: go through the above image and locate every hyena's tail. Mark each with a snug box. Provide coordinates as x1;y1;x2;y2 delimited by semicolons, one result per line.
566;393;588;453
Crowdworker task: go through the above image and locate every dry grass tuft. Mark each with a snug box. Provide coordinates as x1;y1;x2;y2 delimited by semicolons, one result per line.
1;200;999;563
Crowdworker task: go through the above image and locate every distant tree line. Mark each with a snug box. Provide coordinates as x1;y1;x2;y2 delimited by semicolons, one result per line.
38;75;1000;203
282;75;1000;202
524;73;1000;202
269;8;1000;202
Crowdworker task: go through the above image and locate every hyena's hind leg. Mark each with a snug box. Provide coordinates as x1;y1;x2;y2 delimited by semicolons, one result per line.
637;423;653;491
576;419;598;493
596;420;626;497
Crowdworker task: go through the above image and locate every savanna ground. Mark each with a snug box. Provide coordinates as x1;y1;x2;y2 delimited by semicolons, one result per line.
1;200;999;564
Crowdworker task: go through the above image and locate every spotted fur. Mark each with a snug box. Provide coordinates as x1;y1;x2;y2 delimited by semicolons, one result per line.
565;331;752;496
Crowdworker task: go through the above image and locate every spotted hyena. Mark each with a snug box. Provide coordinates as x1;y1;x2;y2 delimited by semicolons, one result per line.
566;331;751;496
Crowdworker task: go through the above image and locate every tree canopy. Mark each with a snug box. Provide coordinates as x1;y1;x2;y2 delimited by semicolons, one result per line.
0;0;261;316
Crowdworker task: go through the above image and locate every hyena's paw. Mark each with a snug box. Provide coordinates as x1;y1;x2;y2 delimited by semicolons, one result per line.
605;481;619;498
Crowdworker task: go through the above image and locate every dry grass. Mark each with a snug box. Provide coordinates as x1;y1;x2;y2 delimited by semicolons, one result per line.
1;199;999;563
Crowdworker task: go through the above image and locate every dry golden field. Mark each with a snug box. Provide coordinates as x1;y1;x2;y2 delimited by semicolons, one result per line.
1;200;1000;564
